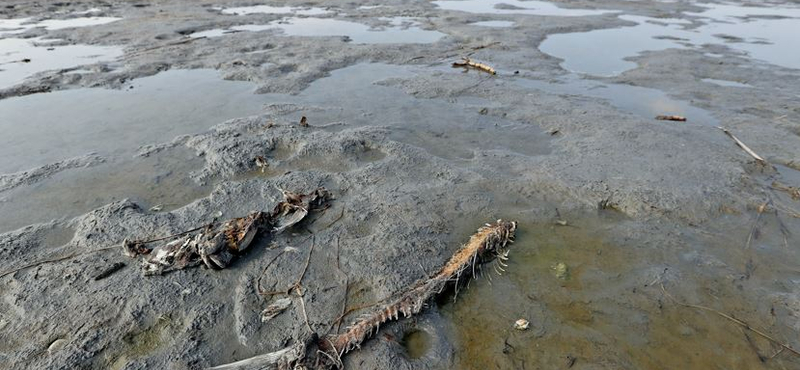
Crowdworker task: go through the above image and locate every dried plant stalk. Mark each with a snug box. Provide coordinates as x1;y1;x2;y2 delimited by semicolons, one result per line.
718;127;768;166
320;220;517;362
452;57;497;75
206;220;517;370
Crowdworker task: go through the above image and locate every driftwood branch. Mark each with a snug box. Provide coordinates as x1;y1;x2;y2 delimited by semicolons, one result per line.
452;57;497;75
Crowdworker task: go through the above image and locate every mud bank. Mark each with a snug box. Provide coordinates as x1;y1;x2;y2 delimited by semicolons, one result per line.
1;0;800;369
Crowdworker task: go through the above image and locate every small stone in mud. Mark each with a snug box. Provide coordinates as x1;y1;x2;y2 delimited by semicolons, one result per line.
551;262;569;280
513;319;530;330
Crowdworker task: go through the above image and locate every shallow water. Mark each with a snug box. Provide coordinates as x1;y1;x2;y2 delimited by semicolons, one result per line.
515;74;719;125
0;37;122;89
192;17;445;44
441;211;800;369
540;3;800;75
0;69;265;173
0;147;211;233
0;15;120;35
261;63;552;160
432;0;612;17
269;17;445;44
702;78;752;88
0;69;267;231
470;20;515;27
220;5;331;16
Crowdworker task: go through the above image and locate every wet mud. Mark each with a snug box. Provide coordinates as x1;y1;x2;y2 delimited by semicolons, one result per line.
1;0;800;369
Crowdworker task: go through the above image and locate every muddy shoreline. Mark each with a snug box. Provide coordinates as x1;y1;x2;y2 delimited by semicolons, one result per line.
1;0;799;369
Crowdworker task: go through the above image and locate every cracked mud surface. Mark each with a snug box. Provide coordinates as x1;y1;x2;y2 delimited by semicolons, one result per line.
1;0;800;369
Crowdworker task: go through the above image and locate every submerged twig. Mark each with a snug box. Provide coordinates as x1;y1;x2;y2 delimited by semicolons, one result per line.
771;181;800;200
745;201;769;249
660;283;800;357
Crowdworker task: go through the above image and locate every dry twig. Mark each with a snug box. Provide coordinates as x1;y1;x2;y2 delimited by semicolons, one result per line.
718;127;769;166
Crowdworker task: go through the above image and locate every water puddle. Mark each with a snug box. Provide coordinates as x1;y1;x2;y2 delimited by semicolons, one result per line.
0;37;122;89
235;145;387;180
0;15;121;35
0;69;268;231
0;69;265;174
702;78;751;88
432;0;612;17
514;74;718;125
41;226;75;249
0;147;210;233
471;20;515;27
261;63;551;160
540;3;800;76
191;24;274;38
402;329;432;359
441;211;800;369
220;5;331;16
192;17;445;44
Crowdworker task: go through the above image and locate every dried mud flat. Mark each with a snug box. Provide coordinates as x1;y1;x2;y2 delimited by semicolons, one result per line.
1;0;800;369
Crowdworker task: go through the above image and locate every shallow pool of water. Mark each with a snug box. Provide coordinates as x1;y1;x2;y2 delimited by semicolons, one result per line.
0;15;120;35
220;5;331;16
270;17;445;44
471;20;515;27
0;37;123;89
261;63;552;160
192;17;445;44
0;146;211;233
441;211;800;369
540;3;800;75
0;69;270;231
702;78;752;88
432;0;612;17
0;69;266;174
515;74;719;125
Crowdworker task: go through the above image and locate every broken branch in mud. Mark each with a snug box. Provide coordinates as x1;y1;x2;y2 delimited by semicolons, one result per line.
93;262;126;281
718;127;769;166
124;188;330;275
660;283;800;357
208;220;517;369
655;115;687;122
452;57;497;75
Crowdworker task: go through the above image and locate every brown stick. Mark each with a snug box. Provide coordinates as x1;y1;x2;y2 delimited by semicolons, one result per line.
660;283;800;357
452;57;497;75
655;115;687;122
